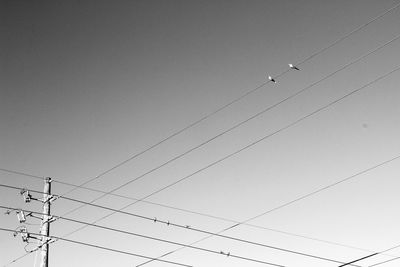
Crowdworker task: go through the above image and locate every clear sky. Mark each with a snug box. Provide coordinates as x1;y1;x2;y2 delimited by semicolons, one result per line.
1;1;400;266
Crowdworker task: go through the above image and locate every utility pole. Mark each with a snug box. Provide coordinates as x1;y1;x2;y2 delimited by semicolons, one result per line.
40;177;52;267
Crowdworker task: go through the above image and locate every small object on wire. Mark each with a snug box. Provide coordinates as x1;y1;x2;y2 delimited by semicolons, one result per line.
268;76;276;83
153;217;157;223
288;63;300;70
166;221;170;226
219;251;230;256
185;225;190;229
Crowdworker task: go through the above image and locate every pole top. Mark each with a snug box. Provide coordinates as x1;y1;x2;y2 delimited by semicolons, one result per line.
45;177;52;183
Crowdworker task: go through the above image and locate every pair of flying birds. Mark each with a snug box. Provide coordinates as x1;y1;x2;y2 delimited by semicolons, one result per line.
268;63;300;83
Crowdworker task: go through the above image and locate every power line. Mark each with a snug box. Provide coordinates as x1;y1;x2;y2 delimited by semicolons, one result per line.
0;168;43;180
0;206;287;267
6;62;400;267
0;227;192;267
52;29;400;227
54;0;400;200
112;62;400;230
1;167;395;257
3;153;400;265
3;2;400;264
340;242;400;267
0;169;384;257
135;152;400;266
338;253;379;267
294;1;400;66
369;256;400;267
0;168;88;190
0;185;353;265
131;64;400;266
6;16;400;267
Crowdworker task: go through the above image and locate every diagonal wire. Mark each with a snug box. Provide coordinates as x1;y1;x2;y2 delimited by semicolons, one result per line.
341;241;400;266
0;228;193;267
61;63;400;244
4;63;399;267
55;0;400;200
294;0;400;67
369;256;400;267
0;206;287;267
3;2;400;265
133;65;400;266
0;204;350;266
136;153;400;267
54;29;400;223
1;167;398;257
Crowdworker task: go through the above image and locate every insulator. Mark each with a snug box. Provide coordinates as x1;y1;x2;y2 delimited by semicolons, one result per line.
16;210;26;223
22;191;32;203
20;227;29;243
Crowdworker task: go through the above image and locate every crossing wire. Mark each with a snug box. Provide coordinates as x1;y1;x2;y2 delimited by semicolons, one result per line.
0;206;287;267
53;35;400;243
339;242;400;267
0;186;354;265
55;0;400;200
52;28;400;226
3;2;400;265
3;60;400;267
131;66;400;266
0;228;193;267
0;167;387;256
135;153;400;266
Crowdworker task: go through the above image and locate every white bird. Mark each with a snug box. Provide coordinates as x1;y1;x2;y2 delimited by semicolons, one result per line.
289;63;300;70
268;76;276;83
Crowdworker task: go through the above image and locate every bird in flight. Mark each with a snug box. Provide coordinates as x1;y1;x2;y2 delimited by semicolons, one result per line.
289;63;300;70
268;76;276;83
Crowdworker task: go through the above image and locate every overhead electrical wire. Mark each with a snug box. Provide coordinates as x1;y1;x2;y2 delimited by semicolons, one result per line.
0;206;287;267
1;168;386;257
50;27;400;229
0;186;354;265
135;153;400;267
54;0;400;200
3;2;400;265
294;1;400;66
3;149;400;265
339;242;400;267
0;228;192;267
3;63;400;266
3;61;400;267
338;253;379;267
369;256;400;267
59;48;400;239
131;66;400;266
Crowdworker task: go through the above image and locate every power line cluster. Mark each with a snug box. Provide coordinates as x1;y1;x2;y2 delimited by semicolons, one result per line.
0;186;360;266
2;1;400;267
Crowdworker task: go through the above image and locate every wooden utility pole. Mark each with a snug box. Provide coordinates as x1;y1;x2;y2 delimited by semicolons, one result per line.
39;177;52;267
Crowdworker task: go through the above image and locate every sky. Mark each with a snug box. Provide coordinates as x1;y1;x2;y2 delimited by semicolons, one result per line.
1;0;400;266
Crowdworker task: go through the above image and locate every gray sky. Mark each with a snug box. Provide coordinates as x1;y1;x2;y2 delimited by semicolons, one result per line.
1;1;400;266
